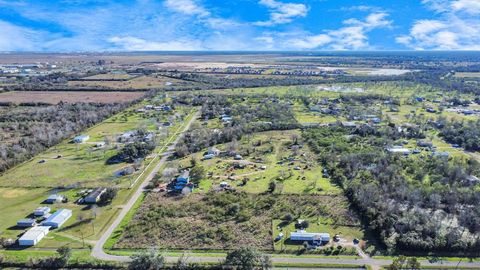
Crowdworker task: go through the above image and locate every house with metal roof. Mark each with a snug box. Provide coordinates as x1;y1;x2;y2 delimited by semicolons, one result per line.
84;187;106;204
19;226;50;246
34;206;51;217
41;209;72;228
17;219;36;228
73;134;90;143
45;194;64;204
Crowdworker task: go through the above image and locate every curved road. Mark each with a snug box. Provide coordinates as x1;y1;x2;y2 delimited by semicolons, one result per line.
91;110;480;269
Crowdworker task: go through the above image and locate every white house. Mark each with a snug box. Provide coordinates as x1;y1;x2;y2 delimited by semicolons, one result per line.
42;209;72;228
18;226;50;246
290;231;330;243
73;134;90;143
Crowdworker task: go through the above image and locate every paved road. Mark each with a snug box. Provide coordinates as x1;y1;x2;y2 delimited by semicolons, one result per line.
91;111;199;261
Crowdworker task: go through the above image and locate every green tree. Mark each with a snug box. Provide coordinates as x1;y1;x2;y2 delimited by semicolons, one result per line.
224;247;272;270
189;165;205;185
128;248;165;270
56;246;72;266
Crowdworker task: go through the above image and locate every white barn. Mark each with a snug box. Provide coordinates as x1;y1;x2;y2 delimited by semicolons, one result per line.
18;226;50;246
42;209;72;228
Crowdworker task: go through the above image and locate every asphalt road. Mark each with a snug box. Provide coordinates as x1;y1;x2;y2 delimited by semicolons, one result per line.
91;111;200;261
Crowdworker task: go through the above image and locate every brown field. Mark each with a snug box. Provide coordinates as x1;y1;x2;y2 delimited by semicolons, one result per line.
68;75;190;89
81;73;136;80
0;91;144;104
454;72;480;78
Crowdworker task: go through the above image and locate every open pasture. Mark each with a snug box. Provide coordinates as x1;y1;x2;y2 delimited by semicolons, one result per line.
68;74;191;90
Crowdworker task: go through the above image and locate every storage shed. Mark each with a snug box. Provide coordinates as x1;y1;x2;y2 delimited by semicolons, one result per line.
34;206;51;217
42;209;72;228
17;219;36;228
18;226;50;246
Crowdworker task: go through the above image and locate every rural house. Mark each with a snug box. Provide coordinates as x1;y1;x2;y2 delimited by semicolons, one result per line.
73;134;90;143
84;187;107;204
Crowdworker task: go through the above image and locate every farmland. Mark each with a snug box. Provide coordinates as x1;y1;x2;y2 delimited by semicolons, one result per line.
0;91;144;104
67;74;194;90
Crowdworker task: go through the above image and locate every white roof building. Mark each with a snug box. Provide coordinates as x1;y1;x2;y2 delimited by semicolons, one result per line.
290;231;330;242
42;209;72;228
34;206;51;216
19;226;50;246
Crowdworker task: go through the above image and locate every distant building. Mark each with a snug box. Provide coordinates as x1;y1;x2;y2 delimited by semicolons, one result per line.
387;147;411;155
73;134;90;143
45;194;64;204
207;147;221;156
84;187;107;204
34;206;51;217
19;226;50;246
17;219;36;228
42;209;72;228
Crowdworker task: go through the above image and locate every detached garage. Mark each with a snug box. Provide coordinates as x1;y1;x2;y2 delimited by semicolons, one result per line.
18;226;50;246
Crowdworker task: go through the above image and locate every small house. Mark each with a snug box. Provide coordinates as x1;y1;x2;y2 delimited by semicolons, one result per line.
207;147;221;156
17;219;36;228
84;187;107;204
203;154;215;160
45;194;64;204
18;226;50;246
234;154;243;160
290;230;330;243
34;206;51;217
73;134;90;143
42;209;72;228
387;147;410;155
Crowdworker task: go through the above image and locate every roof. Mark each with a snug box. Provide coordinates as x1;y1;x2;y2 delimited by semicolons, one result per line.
74;134;89;140
46;194;63;201
290;231;330;240
17;219;35;224
35;206;50;212
86;187;106;200
43;209;72;225
19;226;50;241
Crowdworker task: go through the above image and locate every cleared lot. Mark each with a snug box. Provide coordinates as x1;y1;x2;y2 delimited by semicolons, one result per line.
0;91;144;104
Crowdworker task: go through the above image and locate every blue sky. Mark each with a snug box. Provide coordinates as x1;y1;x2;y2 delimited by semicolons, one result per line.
0;0;479;51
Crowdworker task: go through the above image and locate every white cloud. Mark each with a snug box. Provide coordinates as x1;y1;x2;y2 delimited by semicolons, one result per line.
286;12;391;50
164;0;210;17
398;0;480;50
451;0;480;14
254;0;308;26
0;20;45;51
108;36;203;51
